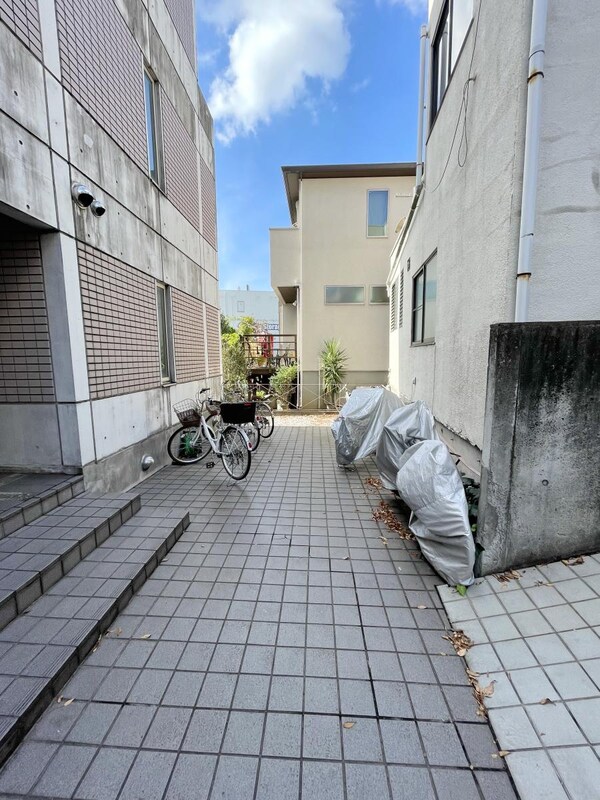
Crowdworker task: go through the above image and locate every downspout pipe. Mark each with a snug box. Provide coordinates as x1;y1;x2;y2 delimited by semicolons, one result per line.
415;25;428;187
514;0;548;322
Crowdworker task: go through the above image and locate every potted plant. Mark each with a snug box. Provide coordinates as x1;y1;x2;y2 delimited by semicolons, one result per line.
270;364;298;409
320;339;348;408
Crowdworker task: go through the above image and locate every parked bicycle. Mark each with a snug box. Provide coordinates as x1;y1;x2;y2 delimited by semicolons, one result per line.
169;389;254;480
225;382;275;440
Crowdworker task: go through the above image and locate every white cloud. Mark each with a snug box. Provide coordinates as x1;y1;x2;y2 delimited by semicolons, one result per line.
199;0;351;143
381;0;428;15
350;77;371;93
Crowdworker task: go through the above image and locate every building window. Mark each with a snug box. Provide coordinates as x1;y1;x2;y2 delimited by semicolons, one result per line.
370;286;389;304
390;282;397;331
156;283;174;382
144;69;162;185
367;190;389;237
412;253;437;344
237;301;245;312
325;286;365;304
430;0;473;124
398;270;404;328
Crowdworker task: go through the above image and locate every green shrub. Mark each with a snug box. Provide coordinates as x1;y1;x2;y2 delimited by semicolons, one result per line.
320;338;348;407
270;364;297;407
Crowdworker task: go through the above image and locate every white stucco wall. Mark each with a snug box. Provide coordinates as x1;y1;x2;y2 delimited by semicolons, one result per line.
529;0;600;321
389;0;531;450
219;289;279;332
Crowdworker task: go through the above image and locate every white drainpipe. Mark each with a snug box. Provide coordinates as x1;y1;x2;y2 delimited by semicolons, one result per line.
416;25;428;187
514;0;549;322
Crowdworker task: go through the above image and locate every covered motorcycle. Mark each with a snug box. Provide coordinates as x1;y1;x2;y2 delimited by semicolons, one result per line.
331;387;403;466
376;401;438;490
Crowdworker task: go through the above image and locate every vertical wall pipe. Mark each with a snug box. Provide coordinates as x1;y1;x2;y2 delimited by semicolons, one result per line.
416;24;428;187
515;0;549;322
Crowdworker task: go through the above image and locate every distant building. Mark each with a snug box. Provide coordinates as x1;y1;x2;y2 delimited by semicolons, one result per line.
219;288;279;333
270;163;416;408
0;0;220;491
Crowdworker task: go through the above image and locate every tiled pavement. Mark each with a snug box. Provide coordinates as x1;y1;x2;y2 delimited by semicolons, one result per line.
0;427;516;799
440;558;600;800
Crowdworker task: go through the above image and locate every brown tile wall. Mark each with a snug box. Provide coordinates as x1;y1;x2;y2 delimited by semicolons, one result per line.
205;304;221;377
55;0;148;173
0;219;54;403
78;243;161;400
163;0;195;66
201;157;217;250
161;90;200;230
172;289;206;383
0;0;42;59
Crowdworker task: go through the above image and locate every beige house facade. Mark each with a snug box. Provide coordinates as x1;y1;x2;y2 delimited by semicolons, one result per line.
271;164;416;408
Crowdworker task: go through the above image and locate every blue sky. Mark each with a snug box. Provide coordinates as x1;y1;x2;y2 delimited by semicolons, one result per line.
196;1;427;290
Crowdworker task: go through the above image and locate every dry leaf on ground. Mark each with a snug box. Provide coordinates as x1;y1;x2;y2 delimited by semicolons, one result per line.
63;698;74;707
562;556;585;566
496;570;521;584
372;500;415;542
443;630;474;656
139;633;152;639
364;477;383;492
343;721;356;729
416;605;427;610
539;697;555;705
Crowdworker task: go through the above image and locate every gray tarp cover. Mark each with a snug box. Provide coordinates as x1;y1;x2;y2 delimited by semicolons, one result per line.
331;387;403;466
375;401;438;490
395;440;475;586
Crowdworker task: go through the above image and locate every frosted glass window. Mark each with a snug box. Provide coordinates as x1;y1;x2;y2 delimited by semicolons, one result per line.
370;286;389;304
325;286;365;304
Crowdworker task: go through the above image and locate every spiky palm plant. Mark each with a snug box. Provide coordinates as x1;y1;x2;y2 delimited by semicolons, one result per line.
320;339;348;408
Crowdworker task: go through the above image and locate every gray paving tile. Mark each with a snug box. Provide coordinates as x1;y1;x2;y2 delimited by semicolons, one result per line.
120;750;177;800
388;765;435;800
431;767;480;800
255;758;300;800
164;753;216;800
373;680;412;717
418;720;468;767
34;742;96;798
233;674;270;710
302;761;344;800
66;702;120;745
0;742;58;795
302;715;341;760
197;672;237;708
345;763;391;800
142;706;192;750
506;750;569;800
222;710;265;755
183;709;228;752
568;698;600;743
210;754;258;800
341;717;383;761
549;745;600;800
380;719;425;764
105;704;156;748
262;712;302;758
76;747;136;800
488;707;541;750
304;676;339;714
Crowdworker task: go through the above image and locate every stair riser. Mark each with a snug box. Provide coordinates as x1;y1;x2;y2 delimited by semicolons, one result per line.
0;496;141;632
0;478;85;540
0;512;189;768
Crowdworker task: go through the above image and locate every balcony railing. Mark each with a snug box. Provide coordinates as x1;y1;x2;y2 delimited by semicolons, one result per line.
242;334;297;372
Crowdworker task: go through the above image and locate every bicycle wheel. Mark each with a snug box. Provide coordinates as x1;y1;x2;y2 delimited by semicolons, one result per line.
242;422;260;452
167;425;209;465
256;403;274;438
220;426;251;480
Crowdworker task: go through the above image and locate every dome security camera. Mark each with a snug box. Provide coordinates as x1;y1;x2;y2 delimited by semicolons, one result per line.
71;183;94;208
90;199;106;217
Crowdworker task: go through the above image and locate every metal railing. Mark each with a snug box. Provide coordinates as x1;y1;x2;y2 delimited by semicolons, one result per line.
242;334;297;371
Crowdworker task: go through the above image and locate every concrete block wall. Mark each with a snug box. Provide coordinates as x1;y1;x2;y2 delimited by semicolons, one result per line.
478;322;600;575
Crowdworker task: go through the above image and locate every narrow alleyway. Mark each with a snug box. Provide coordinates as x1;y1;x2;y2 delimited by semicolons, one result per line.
0;427;516;799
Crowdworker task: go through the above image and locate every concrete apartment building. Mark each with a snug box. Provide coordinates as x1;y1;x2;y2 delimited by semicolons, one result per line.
389;0;600;571
271;164;416;408
219;288;279;333
0;0;220;491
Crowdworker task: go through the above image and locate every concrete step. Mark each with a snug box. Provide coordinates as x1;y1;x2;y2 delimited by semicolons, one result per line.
0;493;141;631
0;474;85;539
0;507;189;766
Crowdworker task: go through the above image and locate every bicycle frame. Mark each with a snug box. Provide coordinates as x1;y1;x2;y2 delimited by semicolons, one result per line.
191;397;252;456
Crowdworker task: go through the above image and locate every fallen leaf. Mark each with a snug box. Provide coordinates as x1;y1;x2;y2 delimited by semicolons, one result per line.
139;633;152;639
416;604;427;610
343;721;356;729
457;648;467;657
56;696;63;704
497;750;510;758
481;681;496;698
343;556;350;561
562;556;585;566
63;698;74;707
496;570;521;584
539;697;555;705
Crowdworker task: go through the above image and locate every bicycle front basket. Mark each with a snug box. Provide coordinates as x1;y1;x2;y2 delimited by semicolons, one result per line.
220;401;256;424
173;399;201;427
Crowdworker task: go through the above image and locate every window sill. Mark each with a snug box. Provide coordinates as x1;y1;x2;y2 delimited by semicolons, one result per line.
411;340;435;347
161;381;177;387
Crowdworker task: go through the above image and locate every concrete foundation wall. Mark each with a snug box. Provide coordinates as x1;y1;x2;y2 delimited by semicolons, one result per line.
478;322;600;575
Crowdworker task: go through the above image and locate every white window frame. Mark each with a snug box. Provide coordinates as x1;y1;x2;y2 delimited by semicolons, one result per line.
156;282;175;383
324;285;366;305
366;189;389;238
144;67;164;187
